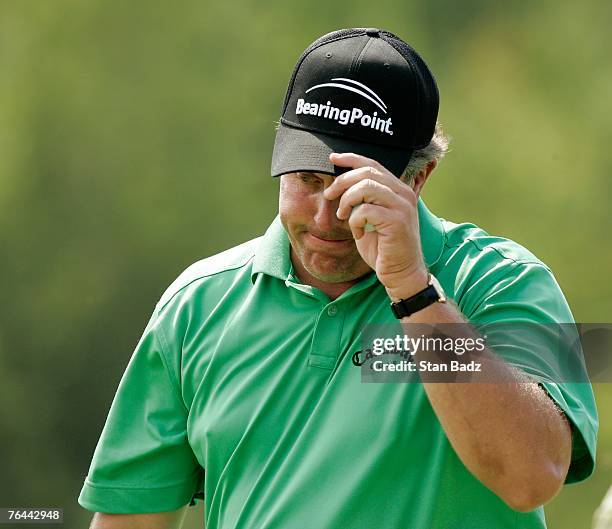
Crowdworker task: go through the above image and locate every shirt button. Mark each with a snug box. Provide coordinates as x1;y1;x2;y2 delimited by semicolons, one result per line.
327;306;338;317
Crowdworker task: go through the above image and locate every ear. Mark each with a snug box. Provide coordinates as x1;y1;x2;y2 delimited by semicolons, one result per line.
411;159;437;197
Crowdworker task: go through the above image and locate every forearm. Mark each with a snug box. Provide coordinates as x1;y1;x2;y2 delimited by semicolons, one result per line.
404;300;572;511
89;506;188;529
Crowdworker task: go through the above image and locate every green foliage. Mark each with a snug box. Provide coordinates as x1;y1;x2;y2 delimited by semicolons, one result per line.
0;1;609;528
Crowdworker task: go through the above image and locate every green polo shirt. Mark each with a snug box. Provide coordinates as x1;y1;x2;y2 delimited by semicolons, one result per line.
78;199;598;529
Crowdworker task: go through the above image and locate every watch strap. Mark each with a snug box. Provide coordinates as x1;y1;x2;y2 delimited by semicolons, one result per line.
390;283;440;319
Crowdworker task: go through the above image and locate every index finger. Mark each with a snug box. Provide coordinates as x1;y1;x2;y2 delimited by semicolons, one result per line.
329;152;386;172
324;152;411;201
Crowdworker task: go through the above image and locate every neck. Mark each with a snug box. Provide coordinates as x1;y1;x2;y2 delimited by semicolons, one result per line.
290;247;363;301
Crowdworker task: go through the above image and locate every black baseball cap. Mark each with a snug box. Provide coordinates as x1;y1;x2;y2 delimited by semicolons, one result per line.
271;28;439;178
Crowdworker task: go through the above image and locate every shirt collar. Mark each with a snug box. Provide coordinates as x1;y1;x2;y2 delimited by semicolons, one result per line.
251;198;446;283
251;216;291;282
418;198;446;273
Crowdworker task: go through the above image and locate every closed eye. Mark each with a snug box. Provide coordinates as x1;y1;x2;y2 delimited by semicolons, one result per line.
297;172;323;185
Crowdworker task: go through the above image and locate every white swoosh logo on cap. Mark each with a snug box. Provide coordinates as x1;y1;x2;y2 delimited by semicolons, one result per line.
330;78;387;110
305;79;387;113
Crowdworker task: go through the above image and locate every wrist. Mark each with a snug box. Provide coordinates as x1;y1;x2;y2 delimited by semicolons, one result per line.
385;267;429;302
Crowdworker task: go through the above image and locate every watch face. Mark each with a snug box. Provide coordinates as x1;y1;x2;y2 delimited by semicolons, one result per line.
430;274;447;303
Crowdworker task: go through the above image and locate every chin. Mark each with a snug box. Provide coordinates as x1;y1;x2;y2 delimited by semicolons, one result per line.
303;253;368;283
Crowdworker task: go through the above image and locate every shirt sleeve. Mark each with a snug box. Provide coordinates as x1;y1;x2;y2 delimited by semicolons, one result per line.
78;313;204;513
462;260;598;484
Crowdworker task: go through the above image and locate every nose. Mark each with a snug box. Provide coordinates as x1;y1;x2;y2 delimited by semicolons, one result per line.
313;191;343;234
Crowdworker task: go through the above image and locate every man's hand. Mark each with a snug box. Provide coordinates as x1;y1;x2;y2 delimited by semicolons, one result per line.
323;152;428;299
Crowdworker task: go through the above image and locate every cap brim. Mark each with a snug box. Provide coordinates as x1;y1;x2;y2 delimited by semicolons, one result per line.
271;122;413;178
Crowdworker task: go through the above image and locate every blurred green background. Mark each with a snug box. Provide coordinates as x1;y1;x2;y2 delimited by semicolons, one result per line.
0;1;610;528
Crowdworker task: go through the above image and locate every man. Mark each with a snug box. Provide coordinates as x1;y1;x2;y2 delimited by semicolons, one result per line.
79;28;598;528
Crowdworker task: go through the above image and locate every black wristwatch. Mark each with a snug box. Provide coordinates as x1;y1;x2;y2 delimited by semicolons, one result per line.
390;273;446;319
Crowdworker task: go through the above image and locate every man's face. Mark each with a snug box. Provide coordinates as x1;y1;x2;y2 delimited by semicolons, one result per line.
279;172;372;283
